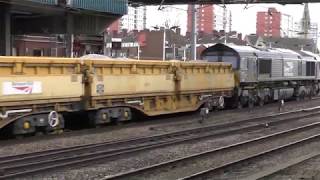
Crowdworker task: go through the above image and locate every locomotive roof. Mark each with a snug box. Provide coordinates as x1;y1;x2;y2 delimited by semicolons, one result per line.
268;48;301;60
299;50;320;61
202;43;305;60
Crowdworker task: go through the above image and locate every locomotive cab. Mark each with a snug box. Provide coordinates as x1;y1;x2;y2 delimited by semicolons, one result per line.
201;43;240;70
201;43;259;85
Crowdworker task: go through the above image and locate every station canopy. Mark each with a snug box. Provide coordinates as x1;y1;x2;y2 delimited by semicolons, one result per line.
129;0;320;5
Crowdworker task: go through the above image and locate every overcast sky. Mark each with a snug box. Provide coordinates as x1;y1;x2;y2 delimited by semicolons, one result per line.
146;3;320;44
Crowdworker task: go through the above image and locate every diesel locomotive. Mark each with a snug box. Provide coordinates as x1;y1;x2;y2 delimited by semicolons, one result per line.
201;43;320;108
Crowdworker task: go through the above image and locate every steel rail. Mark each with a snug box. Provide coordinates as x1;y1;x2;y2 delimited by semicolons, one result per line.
1;105;319;166
105;122;320;180
249;154;320;180
180;133;320;180
2;105;319;162
0;106;314;164
0;107;320;179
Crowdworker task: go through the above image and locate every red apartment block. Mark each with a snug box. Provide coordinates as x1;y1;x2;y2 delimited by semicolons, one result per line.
187;5;214;34
256;7;281;38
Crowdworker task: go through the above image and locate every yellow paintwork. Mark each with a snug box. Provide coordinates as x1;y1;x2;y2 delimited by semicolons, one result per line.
177;62;235;92
84;59;235;116
85;59;176;97
0;75;83;102
0;56;83;103
0;56;235;129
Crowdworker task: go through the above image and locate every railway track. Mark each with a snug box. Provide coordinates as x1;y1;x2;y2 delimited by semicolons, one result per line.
0;106;320;179
180;132;320;180
256;153;320;180
105;122;320;180
1;96;319;144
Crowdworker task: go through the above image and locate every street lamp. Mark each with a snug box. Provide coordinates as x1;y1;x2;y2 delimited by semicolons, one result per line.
169;26;179;60
131;33;141;60
153;25;180;61
157;5;197;60
153;26;166;61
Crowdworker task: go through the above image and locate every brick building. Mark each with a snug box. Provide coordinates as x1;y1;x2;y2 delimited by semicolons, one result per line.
13;35;66;57
187;5;213;34
256;7;281;38
187;5;231;35
107;5;147;33
104;28;187;60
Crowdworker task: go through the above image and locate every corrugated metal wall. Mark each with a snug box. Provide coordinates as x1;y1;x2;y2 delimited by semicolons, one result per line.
26;0;58;5
68;0;128;15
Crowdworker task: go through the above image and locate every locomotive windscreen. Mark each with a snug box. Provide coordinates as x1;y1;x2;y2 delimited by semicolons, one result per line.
202;50;239;69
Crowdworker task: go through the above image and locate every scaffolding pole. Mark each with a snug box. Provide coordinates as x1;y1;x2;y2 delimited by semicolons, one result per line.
190;4;197;60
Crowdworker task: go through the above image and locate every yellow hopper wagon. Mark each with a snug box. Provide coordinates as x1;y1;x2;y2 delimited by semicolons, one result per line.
0;56;235;136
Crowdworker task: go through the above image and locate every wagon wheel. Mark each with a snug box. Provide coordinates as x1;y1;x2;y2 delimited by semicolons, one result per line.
248;98;254;109
296;93;301;102
300;91;306;100
264;95;271;104
308;90;313;100
237;101;243;109
258;97;264;107
311;86;317;97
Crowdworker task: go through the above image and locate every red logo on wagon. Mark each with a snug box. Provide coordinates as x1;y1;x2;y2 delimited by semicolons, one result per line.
12;82;34;94
13;86;33;93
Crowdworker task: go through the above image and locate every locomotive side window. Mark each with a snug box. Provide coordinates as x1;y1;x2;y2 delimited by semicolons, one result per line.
306;61;315;76
258;59;272;74
298;61;302;76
